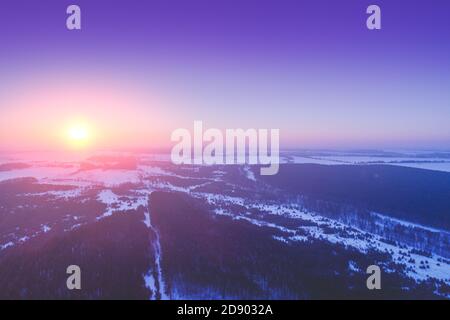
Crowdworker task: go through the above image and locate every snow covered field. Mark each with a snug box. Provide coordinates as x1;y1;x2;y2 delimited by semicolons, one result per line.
0;150;449;299
281;150;450;173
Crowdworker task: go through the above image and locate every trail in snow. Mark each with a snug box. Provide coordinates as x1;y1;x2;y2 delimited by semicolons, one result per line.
143;194;168;300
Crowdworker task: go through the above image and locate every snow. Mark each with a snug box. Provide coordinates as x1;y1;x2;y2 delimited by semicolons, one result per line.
273;236;289;243
389;162;450;173
282;153;450;173
72;169;141;187
195;191;450;288
288;235;309;242
1;151;449;297
371;212;450;234
143;210;151;228
0;165;75;183
243;166;256;181
348;261;360;272
68;223;83;231
138;165;173;177
140;195;169;300
284;156;346;165
41;225;51;233
144;271;157;300
24;188;84;200
97;190;119;205
96;189;148;219
0;242;14;250
194;192;245;206
148;181;213;194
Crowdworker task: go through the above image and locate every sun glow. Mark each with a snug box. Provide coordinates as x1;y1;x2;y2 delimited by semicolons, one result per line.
67;124;90;147
0;75;172;151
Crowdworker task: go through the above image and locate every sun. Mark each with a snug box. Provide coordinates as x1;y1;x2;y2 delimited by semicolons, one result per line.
69;126;88;140
67;124;89;147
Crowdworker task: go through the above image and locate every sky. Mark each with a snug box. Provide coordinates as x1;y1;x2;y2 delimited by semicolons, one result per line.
0;0;450;151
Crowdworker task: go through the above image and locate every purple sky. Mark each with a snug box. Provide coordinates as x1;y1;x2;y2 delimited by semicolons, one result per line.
1;0;450;150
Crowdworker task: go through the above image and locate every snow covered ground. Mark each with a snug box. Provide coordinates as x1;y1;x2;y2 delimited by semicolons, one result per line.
281;150;450;173
1;150;449;298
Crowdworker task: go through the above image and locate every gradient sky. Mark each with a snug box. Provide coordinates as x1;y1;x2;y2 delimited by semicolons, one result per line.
1;0;450;151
